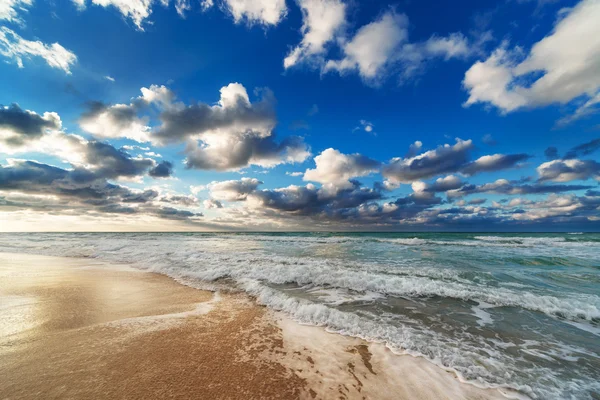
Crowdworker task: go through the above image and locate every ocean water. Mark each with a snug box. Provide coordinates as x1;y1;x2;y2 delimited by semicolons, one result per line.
1;232;599;399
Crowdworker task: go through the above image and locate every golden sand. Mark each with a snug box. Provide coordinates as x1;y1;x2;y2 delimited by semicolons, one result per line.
0;253;511;400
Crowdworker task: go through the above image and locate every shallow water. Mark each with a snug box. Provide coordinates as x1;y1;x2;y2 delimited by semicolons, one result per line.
1;232;599;399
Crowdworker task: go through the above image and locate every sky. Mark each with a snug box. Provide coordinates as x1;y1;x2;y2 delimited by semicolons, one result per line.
0;0;599;231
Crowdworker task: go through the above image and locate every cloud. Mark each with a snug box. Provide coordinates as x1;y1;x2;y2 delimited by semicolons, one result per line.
1;104;62;148
79;85;174;142
461;153;530;175
286;171;303;177
324;11;409;82
222;0;287;26
322;10;474;84
0;27;77;74
426;175;464;192
537;159;600;182
563;137;600;159
544;146;559;160
447;178;593;198
148;160;174;178
207;177;263;201
203;199;223;209
0;159;201;221
303;148;380;189
1;103;174;182
383;139;473;183
283;0;346;69
0;0;32;24
482;133;496;146
463;0;600;116
148;83;309;170
104;75;115;82
247;181;383;217
353;119;374;134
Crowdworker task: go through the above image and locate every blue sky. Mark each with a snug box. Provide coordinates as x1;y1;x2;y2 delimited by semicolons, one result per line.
0;0;599;231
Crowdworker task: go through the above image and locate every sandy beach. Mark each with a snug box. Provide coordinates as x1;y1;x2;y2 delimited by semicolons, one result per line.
0;252;511;400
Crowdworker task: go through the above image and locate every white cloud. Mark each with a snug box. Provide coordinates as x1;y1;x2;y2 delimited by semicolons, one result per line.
383;139;473;183
223;0;287;26
463;0;600;115
207;178;263;201
80;103;152;143
324;11;409;81
353;119;374;134
0;27;77;74
283;0;346;69
286;171;303;177
104;75;115;82
537;159;600;182
424;33;471;60
323;11;474;84
0;0;33;24
88;0;154;30
303;148;380;189
203;199;223;209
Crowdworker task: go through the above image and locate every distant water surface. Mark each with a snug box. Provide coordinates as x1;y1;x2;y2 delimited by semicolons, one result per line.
1;232;599;399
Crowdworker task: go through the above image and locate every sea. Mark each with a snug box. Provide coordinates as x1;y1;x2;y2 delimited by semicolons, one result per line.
1;232;599;399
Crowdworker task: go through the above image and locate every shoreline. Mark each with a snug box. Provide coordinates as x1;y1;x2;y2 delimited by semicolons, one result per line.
0;252;516;399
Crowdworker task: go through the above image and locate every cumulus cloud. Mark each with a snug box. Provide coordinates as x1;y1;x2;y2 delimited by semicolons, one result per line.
79;101;151;142
303;148;380;189
461;153;530;175
0;159;198;221
1;104;62;148
383;139;532;183
0;0;32;24
149;83;310;170
322;10;474;84
537;159;600;182
222;0;287;26
0;27;77;74
207;177;263;201
463;0;600;117
149;160;173;178
383;139;473;183
203;198;223;209
447;178;593;198
324;11;409;82
1;103;174;181
247;180;383;218
283;0;346;69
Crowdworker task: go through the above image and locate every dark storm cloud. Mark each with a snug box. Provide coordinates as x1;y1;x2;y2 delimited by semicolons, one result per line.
0;104;61;146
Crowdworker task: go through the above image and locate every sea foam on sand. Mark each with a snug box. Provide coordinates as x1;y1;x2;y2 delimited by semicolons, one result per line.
0;252;518;400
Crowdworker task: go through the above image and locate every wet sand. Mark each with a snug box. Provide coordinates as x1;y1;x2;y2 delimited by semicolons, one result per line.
0;252;511;400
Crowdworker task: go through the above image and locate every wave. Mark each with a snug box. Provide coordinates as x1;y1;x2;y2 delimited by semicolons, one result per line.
1;232;599;399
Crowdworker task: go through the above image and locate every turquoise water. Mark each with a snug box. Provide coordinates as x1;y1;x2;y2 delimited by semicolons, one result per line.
1;232;599;399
